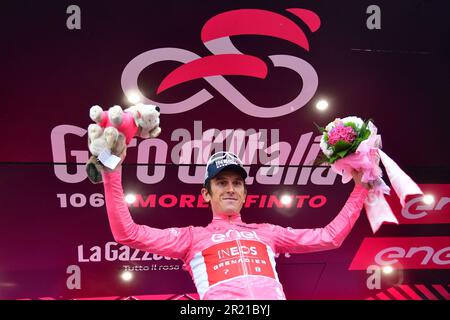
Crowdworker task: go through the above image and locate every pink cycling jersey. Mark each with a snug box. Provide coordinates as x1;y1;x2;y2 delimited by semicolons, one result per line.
102;169;368;300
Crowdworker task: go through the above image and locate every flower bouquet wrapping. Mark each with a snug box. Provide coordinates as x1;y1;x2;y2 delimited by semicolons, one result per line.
315;116;423;233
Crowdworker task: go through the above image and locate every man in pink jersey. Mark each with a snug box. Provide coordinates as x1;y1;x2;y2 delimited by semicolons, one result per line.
102;150;369;300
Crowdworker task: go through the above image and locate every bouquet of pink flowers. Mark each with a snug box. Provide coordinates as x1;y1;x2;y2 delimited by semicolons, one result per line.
315;116;423;233
315;116;373;165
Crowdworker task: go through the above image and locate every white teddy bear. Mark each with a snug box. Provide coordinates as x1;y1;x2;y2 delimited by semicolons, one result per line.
86;104;161;183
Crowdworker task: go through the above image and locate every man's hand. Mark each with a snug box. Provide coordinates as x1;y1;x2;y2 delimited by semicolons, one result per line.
351;170;370;190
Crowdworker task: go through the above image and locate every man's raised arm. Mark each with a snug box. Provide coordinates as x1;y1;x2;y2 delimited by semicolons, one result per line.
272;172;369;254
102;166;193;260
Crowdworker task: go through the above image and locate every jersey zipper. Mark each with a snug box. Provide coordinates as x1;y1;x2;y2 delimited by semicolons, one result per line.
236;237;254;299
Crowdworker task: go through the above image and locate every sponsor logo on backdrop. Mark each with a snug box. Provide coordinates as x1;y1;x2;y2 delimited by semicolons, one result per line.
121;8;321;118
349;237;450;270
76;243;182;275
77;242;176;262
51;123;337;185
52;9;329;187
386;184;450;224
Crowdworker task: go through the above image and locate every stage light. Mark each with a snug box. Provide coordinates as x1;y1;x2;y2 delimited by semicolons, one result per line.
382;266;394;274
125;194;137;204
121;271;133;282
127;92;141;104
316;99;329;111
422;194;435;205
280;194;293;206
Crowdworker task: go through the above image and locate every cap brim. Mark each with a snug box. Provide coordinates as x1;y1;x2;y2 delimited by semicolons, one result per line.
205;164;247;186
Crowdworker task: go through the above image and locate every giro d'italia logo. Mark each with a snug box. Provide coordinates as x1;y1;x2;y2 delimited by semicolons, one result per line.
121;8;321;118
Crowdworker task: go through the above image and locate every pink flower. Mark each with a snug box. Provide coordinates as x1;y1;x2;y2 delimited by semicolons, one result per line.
328;125;357;145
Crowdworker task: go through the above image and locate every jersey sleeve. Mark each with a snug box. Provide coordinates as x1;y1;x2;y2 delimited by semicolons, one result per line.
272;184;369;254
102;168;193;260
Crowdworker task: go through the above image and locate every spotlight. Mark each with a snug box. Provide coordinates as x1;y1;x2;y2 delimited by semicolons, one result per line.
316;100;329;111
121;271;133;282
382;266;394;274
125;194;137;204
127;92;141;104
422;194;435;205
280;194;293;206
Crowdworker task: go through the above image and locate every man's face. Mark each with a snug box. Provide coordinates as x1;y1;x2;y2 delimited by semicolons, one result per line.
201;170;247;216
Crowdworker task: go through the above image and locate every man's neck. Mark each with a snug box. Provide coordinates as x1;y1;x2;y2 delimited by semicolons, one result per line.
212;212;242;222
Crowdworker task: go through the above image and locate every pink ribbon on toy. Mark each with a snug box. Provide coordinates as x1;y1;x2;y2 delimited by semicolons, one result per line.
331;122;423;233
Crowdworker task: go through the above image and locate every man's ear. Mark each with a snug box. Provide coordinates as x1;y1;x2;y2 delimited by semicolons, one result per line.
201;187;211;203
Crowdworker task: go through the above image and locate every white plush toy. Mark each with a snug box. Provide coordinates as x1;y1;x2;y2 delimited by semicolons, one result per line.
86;104;161;183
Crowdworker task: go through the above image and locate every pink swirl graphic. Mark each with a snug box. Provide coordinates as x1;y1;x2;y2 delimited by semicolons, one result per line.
121;8;321;118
